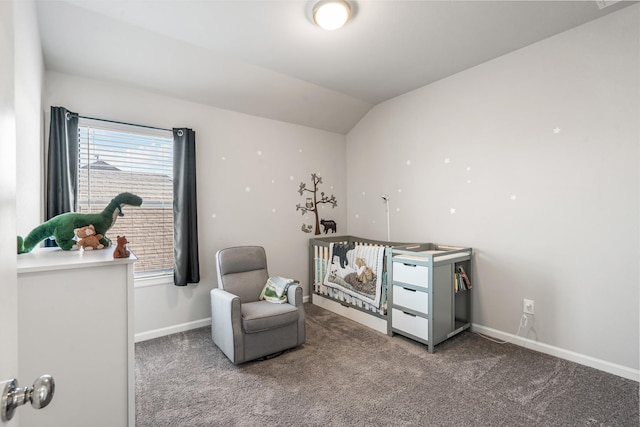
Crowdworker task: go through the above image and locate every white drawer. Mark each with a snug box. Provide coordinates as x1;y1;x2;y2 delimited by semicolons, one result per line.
392;285;428;314
392;308;429;341
393;261;429;286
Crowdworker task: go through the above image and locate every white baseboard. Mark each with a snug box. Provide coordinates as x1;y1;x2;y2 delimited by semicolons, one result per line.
135;318;212;343
472;323;639;382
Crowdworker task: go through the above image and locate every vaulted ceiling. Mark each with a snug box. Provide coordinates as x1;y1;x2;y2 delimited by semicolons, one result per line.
36;1;635;134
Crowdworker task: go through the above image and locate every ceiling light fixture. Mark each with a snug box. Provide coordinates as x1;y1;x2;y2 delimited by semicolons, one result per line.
313;0;351;31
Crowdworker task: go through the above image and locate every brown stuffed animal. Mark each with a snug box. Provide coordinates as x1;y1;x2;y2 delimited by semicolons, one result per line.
113;235;131;259
72;224;104;250
355;257;375;283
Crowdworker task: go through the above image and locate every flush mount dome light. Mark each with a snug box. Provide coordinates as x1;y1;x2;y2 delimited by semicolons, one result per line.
313;0;351;30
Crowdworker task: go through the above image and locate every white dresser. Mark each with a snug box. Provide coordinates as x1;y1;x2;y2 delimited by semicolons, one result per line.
17;247;136;427
387;245;472;352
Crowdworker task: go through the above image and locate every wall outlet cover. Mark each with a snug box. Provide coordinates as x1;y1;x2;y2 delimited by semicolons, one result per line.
523;299;535;315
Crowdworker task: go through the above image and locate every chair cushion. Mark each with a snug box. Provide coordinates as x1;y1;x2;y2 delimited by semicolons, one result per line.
217;246;270;302
241;301;299;334
222;270;269;303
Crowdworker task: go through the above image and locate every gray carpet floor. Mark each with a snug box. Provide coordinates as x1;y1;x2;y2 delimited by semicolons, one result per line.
136;303;639;426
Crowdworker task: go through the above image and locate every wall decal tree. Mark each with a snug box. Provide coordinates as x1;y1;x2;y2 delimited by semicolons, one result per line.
296;173;337;235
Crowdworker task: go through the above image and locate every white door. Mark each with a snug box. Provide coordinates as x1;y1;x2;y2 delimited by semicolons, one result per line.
1;1;20;424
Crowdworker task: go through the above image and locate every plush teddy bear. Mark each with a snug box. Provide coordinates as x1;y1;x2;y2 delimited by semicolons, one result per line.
113;235;131;259
355;257;375;283
72;224;104;251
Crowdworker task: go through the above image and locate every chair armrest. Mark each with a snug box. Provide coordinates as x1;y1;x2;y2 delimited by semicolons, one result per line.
210;288;243;363
286;283;303;307
286;284;305;345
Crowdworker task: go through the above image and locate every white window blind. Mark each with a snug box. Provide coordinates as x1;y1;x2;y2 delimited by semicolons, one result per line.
77;118;174;277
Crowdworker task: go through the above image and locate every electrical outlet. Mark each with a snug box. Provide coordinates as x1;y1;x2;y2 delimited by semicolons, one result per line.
523;299;534;315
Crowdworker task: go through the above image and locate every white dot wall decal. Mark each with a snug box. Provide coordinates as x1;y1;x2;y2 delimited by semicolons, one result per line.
212;214;217;219
510;195;517;201
245;187;251;192
553;127;561;134
406;160;411;166
355;214;360;219
289;176;294;180
257;150;262;156
467;180;472;184
272;208;276;212
396;208;400;212
271;179;275;183
398;189;402;193
222;156;226;161
299;149;303;153
444;158;451;164
466;167;471;171
450;208;456;214
362;192;366;196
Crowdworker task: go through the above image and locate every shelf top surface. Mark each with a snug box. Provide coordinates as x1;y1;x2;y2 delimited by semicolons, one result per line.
393;249;471;264
17;246;137;274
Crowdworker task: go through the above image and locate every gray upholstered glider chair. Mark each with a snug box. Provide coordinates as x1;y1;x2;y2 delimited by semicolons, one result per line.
210;246;306;364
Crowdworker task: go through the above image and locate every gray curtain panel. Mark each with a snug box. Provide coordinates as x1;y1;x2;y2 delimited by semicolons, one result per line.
173;128;200;286
45;106;79;247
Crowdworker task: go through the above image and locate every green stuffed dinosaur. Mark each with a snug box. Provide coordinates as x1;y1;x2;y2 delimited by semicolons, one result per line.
17;192;143;254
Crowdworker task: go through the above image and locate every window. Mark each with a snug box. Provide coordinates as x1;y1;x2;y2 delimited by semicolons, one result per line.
77;118;174;277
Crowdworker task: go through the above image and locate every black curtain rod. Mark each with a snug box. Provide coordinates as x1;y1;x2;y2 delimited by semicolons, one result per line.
78;114;172;132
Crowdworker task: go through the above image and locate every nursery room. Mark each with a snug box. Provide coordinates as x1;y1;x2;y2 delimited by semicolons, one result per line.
1;0;638;426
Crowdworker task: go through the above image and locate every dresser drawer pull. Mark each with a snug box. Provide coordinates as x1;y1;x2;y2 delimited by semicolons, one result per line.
403;287;416;292
402;311;416;317
402;263;416;267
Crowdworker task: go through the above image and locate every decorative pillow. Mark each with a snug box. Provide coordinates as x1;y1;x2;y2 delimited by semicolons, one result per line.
259;276;298;304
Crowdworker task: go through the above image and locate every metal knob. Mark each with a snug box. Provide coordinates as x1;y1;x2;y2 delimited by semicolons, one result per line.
1;375;55;421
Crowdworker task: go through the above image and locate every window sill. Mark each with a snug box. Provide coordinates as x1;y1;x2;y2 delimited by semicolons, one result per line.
134;274;173;288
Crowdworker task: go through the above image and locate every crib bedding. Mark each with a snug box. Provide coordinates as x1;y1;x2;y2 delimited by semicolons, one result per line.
310;236;404;316
323;242;386;308
314;257;386;315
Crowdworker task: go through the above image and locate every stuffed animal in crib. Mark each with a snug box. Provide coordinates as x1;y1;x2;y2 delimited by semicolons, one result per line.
72;225;104;250
355;257;375;283
113;235;131;259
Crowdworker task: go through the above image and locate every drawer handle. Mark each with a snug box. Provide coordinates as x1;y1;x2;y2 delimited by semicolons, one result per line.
402;311;416;317
402;263;416;267
402;287;416;292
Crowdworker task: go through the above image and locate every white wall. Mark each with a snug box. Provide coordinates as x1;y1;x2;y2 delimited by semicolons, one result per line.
346;6;639;375
40;71;346;339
